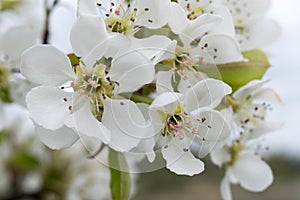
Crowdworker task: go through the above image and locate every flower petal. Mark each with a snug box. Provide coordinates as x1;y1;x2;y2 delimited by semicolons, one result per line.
2;25;38;66
26;86;79;130
70;14;108;58
233;79;268;101
220;175;232;200
73;101;110;144
197;34;243;64
36;125;79;150
252;87;283;104
183;78;232;112
109;49;155;93
77;0;98;15
191;109;230;158
206;4;235;36
161;138;205;176
135;0;171;29
210;145;231;167
169;3;222;47
177;70;208;93
149;92;182;113
247;121;283;140
21;45;76;86
156;70;174;94
168;2;189;34
102;98;154;152
232;153;273;192
238;19;281;51
130;35;177;64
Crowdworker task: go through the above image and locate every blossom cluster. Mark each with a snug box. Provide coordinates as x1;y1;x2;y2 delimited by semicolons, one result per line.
0;0;281;199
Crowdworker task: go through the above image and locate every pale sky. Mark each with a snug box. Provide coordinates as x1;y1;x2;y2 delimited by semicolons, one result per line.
262;0;300;159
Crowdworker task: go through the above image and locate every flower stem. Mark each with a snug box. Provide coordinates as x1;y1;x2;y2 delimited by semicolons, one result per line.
130;93;153;105
43;0;59;44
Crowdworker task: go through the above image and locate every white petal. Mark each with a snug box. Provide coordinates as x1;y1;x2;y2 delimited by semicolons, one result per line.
105;34;131;58
223;0;270;23
210;145;231;167
162;138;205;176
156;70;174;94
197;34;243;64
130;35;177;64
36;125;79;150
233;79;268;101
132;137;156;162
183;78;232;112
21;45;76;86
109;49;155;93
206;5;235;36
77;0;98;15
191;109;230;158
238;19;281;51
252;87;283;104
149;92;182;113
2;25;38;66
168;2;189;34
135;0;171;29
177;70;208;93
26;86;78;130
247;121;284;140
102;98;154;152
73;101;110;144
180;13;222;47
232;153;273;192
70;14;108;58
220;175;232;200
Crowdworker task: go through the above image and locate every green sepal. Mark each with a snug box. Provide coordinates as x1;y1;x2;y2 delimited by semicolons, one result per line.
109;148;131;200
67;53;80;67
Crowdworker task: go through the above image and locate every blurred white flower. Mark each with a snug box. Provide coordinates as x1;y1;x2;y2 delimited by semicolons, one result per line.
211;142;273;200
226;79;283;141
221;0;280;50
177;0;235;36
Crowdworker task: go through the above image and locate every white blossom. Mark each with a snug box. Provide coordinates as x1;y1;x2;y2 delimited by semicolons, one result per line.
148;78;231;175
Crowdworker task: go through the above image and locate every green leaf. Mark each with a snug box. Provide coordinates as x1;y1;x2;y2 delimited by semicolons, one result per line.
200;49;270;92
0;0;20;11
109;148;131;200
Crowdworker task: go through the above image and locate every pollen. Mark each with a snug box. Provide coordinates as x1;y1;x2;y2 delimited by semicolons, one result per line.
71;63;115;120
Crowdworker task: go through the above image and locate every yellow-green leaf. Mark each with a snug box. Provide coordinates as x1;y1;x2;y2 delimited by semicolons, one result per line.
200;49;270;92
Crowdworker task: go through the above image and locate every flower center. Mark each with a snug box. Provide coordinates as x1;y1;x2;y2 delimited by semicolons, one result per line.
162;46;203;79
187;7;205;20
161;104;186;138
160;104;212;141
97;2;151;35
0;0;21;11
72;63;115;120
